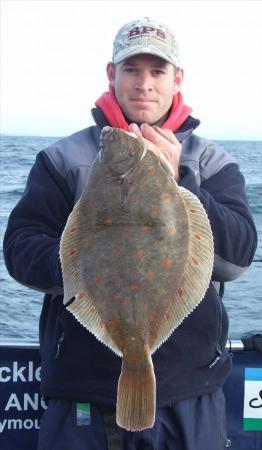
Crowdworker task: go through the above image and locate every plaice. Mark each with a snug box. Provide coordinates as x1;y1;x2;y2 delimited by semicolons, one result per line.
59;126;214;431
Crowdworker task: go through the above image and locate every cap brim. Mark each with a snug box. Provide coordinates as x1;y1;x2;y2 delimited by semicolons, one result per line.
113;45;179;67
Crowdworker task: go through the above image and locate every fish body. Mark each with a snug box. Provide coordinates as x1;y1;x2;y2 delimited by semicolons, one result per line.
60;126;214;431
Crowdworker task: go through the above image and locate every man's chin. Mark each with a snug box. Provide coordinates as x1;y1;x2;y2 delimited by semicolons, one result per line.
133;118;167;128
127;114;160;126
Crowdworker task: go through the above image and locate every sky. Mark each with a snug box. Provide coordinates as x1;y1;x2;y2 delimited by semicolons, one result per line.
1;0;262;140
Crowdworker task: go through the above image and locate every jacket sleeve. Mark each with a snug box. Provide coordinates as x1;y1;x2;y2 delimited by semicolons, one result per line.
179;162;257;282
3;151;74;294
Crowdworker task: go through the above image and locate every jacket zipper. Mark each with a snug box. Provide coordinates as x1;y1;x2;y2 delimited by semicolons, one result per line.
54;305;65;359
55;331;65;359
208;293;223;369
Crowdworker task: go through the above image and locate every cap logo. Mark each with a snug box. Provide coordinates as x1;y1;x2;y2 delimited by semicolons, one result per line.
128;26;166;40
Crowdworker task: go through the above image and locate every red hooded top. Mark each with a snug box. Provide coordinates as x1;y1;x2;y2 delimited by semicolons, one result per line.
95;86;192;132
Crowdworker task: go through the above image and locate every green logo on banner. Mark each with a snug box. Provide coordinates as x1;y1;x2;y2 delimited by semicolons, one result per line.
76;402;91;426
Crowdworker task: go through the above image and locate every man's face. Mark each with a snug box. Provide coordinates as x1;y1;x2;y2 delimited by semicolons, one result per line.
107;54;183;126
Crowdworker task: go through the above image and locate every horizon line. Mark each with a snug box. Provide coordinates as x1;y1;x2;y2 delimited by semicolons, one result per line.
1;132;262;142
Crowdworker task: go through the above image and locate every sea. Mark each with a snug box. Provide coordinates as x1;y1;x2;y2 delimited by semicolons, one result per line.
0;135;261;341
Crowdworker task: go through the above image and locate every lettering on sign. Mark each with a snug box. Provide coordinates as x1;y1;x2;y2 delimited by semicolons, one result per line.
249;389;262;409
243;368;262;431
0;358;46;436
0;418;41;433
5;392;47;411
0;361;41;383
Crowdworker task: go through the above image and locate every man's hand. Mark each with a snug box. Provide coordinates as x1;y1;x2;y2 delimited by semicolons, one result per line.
129;123;182;181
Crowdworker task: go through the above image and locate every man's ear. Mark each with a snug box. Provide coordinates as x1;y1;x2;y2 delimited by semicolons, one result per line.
173;68;184;95
106;62;116;88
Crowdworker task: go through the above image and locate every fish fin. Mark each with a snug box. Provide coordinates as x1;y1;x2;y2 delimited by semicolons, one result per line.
60;200;82;304
116;352;156;431
60;201;122;356
151;187;214;352
67;291;122;357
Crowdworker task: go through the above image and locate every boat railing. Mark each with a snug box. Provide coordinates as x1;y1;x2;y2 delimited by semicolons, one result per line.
0;338;255;351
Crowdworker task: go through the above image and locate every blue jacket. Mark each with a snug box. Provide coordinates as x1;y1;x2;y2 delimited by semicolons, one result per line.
3;113;257;406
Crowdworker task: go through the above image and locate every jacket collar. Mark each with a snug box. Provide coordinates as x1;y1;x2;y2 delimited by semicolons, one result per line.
91;107;200;143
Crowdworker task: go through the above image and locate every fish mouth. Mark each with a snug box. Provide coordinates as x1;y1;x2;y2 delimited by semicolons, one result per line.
100;127;138;147
101;126;115;143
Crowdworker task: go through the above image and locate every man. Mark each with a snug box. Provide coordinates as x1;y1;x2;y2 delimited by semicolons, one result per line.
3;17;257;450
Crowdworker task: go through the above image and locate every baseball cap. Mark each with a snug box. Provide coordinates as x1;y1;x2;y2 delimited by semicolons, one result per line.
112;17;181;68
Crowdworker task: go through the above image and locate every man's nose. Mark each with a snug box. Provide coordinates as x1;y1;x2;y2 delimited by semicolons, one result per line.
135;73;153;91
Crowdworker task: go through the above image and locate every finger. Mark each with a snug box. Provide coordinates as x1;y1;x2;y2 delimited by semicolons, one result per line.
153;126;179;144
129;123;143;137
140;123;167;146
128;125;157;153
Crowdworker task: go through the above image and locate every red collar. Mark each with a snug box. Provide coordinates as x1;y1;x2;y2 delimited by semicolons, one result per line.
95;86;192;131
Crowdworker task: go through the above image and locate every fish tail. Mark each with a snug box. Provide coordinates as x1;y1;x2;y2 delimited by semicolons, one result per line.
116;353;156;431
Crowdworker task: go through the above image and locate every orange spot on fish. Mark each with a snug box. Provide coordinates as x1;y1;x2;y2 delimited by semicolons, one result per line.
146;272;154;281
191;256;199;265
105;218;113;225
162;193;172;202
124;299;129;305
110;319;119;328
194;234;201;240
167;226;176;235
69;227;77;233
163;258;173;268
148;310;157;319
111;276;119;285
177;287;184;297
128;283;139;292
131;196;140;204
79;291;86;300
142;226;151;233
189;208;196;213
114;292;122;300
136;250;145;259
69;249;77;256
83;238;92;247
152;204;160;214
147;165;155;174
95;273;102;282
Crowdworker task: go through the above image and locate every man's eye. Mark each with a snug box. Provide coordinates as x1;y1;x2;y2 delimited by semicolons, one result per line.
124;68;136;73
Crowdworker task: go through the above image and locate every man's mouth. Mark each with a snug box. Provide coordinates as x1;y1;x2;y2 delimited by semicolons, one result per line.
130;98;157;103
